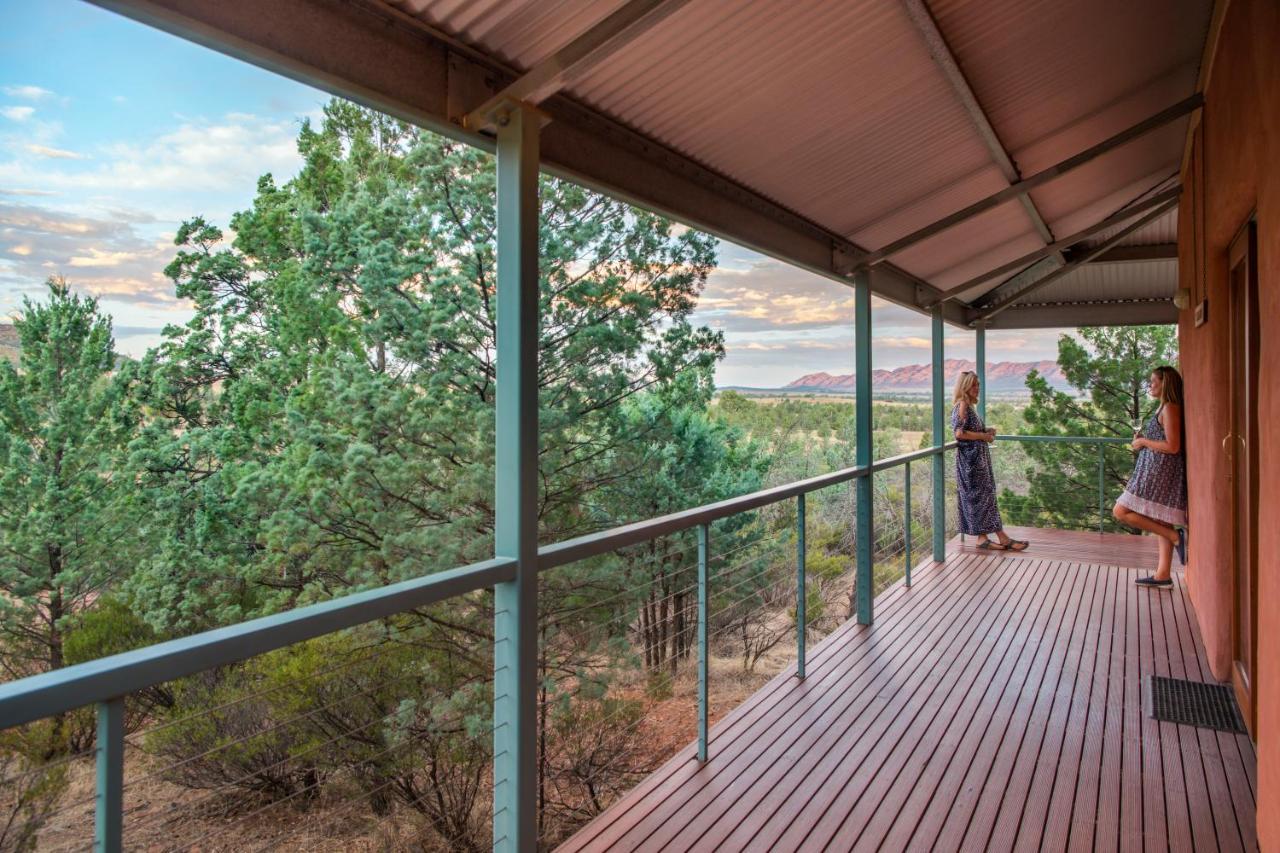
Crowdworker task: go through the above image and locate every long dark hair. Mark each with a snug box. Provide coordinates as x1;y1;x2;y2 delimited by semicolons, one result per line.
1153;365;1183;407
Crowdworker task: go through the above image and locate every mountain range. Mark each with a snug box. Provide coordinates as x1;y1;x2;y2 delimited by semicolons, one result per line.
0;325;18;367
781;358;1071;393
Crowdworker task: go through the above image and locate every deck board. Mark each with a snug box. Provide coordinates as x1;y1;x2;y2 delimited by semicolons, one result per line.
558;527;1257;852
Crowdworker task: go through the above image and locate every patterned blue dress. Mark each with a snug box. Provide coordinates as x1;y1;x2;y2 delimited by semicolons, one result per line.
951;403;1003;535
1116;406;1187;526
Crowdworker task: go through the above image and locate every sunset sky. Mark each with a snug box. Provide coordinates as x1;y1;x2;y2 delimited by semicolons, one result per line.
0;0;1068;388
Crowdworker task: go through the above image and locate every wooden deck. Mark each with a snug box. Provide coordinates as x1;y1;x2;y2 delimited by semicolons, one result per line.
560;527;1256;852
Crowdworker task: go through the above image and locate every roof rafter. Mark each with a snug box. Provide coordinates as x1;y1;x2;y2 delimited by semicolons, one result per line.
925;184;1181;307
854;93;1202;269
463;0;691;131
972;196;1181;323
901;0;1061;257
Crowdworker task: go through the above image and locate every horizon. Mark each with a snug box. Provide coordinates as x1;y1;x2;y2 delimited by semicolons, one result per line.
1;0;1072;386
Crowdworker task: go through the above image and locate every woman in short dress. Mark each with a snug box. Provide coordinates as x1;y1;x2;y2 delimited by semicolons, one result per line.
952;371;1028;551
1113;365;1187;587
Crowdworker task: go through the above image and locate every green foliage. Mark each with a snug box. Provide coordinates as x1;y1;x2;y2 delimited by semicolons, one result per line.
0;278;140;680
127;100;728;633
1000;326;1177;531
0;722;70;852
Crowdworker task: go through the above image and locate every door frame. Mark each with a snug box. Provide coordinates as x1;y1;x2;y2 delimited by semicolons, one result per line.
1227;216;1259;736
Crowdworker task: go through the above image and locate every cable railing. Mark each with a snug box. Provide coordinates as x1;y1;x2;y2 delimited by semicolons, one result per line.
0;434;1140;850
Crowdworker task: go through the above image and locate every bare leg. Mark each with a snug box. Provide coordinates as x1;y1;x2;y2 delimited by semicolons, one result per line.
1112;505;1178;545
1154;536;1174;581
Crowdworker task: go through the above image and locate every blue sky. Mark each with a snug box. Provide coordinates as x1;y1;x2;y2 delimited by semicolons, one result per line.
0;0;1065;386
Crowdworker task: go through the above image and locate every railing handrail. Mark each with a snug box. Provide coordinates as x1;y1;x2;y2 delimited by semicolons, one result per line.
0;556;516;729
996;434;1130;445
0;433;1109;731
539;441;959;570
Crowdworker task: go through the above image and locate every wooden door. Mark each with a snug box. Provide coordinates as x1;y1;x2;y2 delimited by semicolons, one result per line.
1228;219;1259;735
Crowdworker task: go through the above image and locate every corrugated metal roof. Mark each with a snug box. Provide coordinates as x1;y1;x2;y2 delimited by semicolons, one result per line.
381;0;1210;323
1013;259;1177;305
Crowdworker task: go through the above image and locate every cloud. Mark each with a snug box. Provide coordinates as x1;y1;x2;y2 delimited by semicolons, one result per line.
26;144;85;160
877;336;932;349
1;106;36;122
0;187;58;197
0;112;306;222
0;201;185;308
2;86;54;101
68;247;141;267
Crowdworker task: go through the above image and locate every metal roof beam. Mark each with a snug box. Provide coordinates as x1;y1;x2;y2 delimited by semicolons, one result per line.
978;300;1178;329
925;184;1181;306
1090;243;1178;263
856;93;1202;268
463;0;690;131
972;196;1181;323
901;0;1059;255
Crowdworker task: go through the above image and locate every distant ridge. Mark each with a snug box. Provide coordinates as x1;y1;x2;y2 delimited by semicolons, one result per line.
783;358;1071;393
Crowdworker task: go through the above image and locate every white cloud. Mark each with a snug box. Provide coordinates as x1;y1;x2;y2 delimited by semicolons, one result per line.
26;144;85;160
1;106;36;122
2;86;54;101
0;187;57;197
68;247;141;267
0;112;306;209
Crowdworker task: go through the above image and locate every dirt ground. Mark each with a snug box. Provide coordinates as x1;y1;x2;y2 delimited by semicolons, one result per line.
30;639;801;852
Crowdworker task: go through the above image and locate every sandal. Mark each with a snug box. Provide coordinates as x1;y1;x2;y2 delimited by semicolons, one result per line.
976;540;1009;551
1006;539;1029;551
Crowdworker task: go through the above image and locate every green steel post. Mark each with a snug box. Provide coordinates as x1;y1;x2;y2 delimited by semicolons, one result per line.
854;269;874;625
95;698;123;852
796;494;806;678
1097;442;1106;535
904;462;912;587
492;102;540;853
697;523;709;761
931;306;946;561
975;323;987;423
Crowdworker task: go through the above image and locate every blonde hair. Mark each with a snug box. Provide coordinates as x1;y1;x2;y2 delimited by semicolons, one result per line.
952;370;978;405
1153;365;1184;407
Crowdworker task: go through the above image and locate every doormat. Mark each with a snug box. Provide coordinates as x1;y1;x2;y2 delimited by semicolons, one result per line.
1147;675;1247;734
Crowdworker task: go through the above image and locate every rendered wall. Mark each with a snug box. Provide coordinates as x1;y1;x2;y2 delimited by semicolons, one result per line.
1176;0;1278;844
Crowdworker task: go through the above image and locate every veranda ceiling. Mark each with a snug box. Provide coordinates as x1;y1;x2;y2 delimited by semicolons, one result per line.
93;0;1212;328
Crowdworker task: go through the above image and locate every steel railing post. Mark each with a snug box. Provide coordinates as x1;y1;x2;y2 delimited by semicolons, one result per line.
796;494;806;678
931;307;946;561
904;462;913;587
697;523;709;761
95;698;123;852
1097;442;1106;535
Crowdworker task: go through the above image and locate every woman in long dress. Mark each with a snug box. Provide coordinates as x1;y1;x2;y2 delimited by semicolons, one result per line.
951;370;1028;551
1113;365;1187;587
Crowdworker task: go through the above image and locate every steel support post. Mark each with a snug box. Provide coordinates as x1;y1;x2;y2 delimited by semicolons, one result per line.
95;698;123;852
796;494;806;677
975;323;987;422
697;523;709;760
492;103;540;853
931;307;947;562
854;269;874;625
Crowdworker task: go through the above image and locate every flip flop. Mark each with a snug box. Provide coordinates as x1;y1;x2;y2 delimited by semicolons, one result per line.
1006;539;1030;551
976;540;1009;551
1175;528;1187;566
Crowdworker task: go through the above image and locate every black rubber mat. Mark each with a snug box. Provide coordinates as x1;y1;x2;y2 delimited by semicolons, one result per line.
1147;675;1247;734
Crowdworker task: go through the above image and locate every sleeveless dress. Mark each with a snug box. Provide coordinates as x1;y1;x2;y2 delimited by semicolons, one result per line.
951;403;1003;535
1116;406;1187;526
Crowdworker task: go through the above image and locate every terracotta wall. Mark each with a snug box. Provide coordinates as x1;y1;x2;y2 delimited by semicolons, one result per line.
1176;0;1279;844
